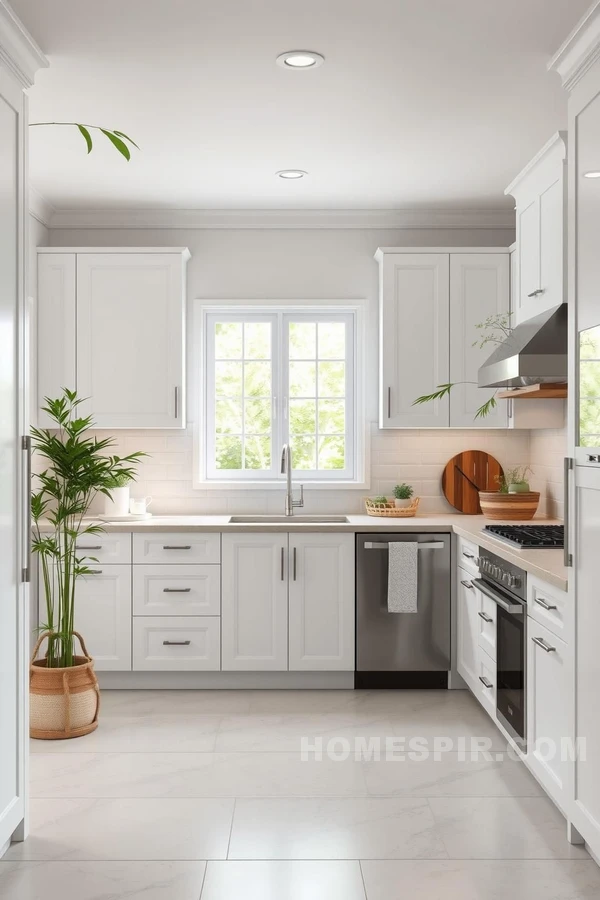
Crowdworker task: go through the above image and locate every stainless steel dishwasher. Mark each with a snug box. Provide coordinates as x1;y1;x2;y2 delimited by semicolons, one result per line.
355;533;451;688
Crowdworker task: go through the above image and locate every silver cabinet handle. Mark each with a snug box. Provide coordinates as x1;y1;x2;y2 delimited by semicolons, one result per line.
365;541;445;550
461;579;474;590
532;636;556;653
478;611;493;623
535;597;557;611
163;588;191;593
174;386;179;420
87;569;103;575
281;546;285;581
162;545;192;550
293;546;297;581
479;676;493;689
163;640;191;646
527;288;545;297
564;457;573;567
22;435;32;583
462;551;475;560
387;386;391;419
76;545;103;550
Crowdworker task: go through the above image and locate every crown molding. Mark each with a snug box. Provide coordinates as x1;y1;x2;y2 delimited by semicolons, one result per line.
29;188;55;228
548;0;600;92
504;131;567;197
46;206;515;231
0;0;48;88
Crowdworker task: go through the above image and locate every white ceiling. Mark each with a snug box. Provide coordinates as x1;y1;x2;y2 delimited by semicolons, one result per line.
13;0;590;212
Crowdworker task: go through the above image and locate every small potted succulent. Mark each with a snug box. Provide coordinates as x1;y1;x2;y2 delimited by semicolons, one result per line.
103;471;134;517
393;483;414;509
370;495;390;507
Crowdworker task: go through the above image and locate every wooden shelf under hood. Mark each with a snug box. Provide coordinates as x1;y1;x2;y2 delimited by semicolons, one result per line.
495;383;567;399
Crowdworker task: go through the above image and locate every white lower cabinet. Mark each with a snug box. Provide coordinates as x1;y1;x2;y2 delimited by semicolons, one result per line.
527;618;569;807
288;533;355;671
456;569;480;692
133;565;221;617
221;533;289;671
73;567;132;671
476;647;497;718
133;616;220;671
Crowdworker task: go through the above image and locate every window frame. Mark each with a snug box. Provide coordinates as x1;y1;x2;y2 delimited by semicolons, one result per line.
195;302;367;488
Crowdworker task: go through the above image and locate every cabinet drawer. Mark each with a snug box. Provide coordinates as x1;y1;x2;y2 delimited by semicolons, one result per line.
74;533;132;565
457;536;479;573
477;593;497;661
527;576;567;641
133;617;220;670
133;533;221;565
477;647;496;718
133;565;221;616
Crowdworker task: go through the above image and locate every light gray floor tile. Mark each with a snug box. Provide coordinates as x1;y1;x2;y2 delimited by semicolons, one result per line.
0;861;207;900
3;798;234;861
201;861;366;900
428;797;590;859
363;752;542;797
228;798;448;860
30;751;369;798
214;713;397;752
360;859;600;900
30;714;221;753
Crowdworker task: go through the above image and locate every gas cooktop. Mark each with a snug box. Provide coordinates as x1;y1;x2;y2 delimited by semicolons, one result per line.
483;524;564;549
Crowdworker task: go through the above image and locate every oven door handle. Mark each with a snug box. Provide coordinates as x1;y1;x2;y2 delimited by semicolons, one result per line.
472;578;524;615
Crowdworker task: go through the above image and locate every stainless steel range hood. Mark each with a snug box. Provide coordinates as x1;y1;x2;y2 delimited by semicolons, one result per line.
478;304;567;389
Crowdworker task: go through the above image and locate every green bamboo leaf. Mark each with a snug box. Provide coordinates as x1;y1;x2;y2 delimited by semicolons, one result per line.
100;129;130;160
474;396;498;419
76;124;93;154
412;383;455;406
113;130;140;150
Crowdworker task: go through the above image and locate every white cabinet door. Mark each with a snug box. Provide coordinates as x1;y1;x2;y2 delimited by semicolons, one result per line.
288;533;355;671
76;253;186;428
37;253;76;426
449;254;509;428
516;198;541;323
221;533;288;671
456;569;480;692
72;567;132;671
527;619;569;807
379;253;450;427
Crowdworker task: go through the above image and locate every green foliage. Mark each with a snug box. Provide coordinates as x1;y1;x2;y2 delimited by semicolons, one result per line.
31;389;146;668
496;466;533;493
370;495;389;506
105;471;132;488
393;483;414;500
579;326;600;445
474;395;498;420
29;122;139;160
412;383;455;406
472;313;513;350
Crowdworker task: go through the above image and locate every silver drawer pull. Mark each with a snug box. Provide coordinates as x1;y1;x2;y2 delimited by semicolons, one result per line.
461;580;474;590
532;636;556;653
163;640;191;646
162;545;192;550
527;288;545;297
365;541;444;550
478;611;493;623
479;675;493;689
87;569;103;575
462;551;475;560
535;597;557;611
163;588;192;593
76;545;102;550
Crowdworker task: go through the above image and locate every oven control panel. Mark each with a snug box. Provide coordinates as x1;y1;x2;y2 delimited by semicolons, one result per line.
476;548;527;602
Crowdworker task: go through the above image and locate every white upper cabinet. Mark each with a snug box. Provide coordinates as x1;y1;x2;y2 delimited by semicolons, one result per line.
37;248;189;428
288;533;355;671
505;133;567;325
449;254;509;428
377;251;450;427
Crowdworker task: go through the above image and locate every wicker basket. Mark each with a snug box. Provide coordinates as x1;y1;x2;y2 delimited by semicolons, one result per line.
30;631;100;740
364;497;420;517
479;491;540;521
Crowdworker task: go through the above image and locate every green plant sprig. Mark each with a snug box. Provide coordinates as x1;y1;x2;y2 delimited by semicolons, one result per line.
31;389;146;668
413;382;498;421
29;123;139;160
393;483;414;500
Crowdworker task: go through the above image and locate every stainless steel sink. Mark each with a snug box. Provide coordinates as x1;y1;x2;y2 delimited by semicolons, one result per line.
227;515;350;524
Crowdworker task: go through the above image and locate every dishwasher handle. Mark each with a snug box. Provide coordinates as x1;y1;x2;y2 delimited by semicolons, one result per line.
364;541;445;550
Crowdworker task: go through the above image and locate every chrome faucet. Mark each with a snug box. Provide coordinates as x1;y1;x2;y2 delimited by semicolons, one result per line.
281;444;304;516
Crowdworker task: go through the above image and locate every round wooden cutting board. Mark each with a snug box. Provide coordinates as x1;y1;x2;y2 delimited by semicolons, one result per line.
442;451;504;514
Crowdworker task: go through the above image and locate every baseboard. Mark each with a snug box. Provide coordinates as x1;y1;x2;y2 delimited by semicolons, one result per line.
354;671;449;689
97;671;355;690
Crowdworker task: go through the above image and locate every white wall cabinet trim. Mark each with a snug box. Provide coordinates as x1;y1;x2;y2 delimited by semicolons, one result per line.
133;564;221;617
133;616;220;671
288;533;355;671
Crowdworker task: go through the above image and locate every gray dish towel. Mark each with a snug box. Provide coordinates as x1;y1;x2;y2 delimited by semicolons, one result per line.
387;541;418;613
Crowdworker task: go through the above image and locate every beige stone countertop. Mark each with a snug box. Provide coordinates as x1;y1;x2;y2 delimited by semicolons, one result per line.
54;513;568;592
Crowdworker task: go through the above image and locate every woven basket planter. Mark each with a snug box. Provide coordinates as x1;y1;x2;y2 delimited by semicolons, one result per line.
479;491;540;521
30;631;100;740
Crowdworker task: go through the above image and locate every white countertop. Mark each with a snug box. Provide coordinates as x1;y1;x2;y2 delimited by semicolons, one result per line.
62;513;568;592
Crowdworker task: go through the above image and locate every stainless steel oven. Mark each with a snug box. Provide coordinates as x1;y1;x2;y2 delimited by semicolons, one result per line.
473;549;527;743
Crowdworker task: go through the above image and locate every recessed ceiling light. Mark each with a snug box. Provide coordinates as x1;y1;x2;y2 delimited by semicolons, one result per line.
276;50;324;69
276;169;307;179
584;171;600;178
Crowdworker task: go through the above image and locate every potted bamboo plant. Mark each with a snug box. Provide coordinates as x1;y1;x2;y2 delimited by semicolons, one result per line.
30;389;145;739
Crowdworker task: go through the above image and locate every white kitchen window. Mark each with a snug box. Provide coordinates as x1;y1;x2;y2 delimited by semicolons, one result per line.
201;308;359;483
